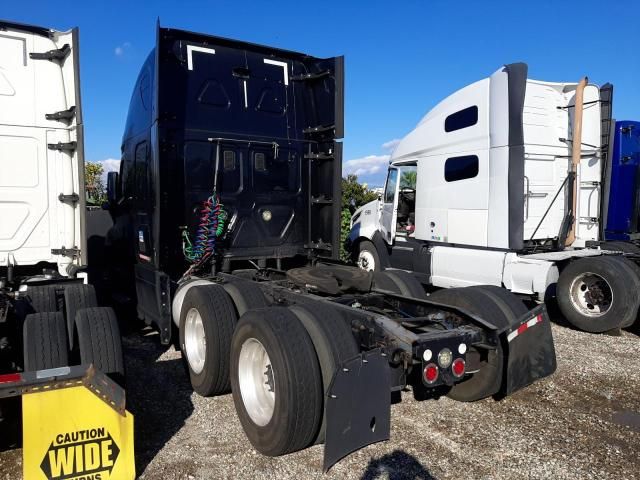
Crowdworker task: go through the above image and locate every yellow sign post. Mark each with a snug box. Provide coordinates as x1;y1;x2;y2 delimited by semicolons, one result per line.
15;365;135;480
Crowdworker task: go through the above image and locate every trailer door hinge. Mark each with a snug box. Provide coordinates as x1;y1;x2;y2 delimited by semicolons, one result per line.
45;106;76;122
48;141;77;153
51;247;80;257
58;193;79;204
29;44;71;62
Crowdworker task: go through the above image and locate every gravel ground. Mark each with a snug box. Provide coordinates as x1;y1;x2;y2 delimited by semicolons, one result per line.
2;314;639;479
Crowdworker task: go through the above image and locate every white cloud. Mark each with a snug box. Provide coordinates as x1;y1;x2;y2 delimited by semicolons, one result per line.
343;154;390;176
343;138;402;177
114;42;132;57
381;138;401;151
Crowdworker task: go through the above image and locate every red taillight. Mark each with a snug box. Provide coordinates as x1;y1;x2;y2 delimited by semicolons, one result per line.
452;358;466;378
423;363;438;384
0;373;22;384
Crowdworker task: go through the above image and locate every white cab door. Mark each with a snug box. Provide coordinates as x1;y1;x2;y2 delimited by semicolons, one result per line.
380;167;398;244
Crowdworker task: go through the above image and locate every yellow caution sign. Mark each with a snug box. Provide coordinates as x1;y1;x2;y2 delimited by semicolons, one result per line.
21;366;135;480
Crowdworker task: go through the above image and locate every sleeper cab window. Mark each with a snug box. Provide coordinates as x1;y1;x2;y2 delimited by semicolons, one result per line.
445;155;479;182
445;106;478;132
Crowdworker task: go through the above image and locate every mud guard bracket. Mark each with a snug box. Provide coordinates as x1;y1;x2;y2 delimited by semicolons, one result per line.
323;348;391;472
500;304;557;395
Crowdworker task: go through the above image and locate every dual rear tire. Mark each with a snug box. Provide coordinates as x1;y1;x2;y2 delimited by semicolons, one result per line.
178;281;357;456
22;284;124;382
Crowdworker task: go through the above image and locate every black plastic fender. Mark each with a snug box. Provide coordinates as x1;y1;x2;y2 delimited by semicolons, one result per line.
323;348;391;472
498;303;557;396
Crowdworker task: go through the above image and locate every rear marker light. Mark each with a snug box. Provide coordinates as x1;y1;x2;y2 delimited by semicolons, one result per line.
0;373;22;384
452;358;466;378
424;363;438;384
458;343;467;355
422;349;432;362
438;348;452;369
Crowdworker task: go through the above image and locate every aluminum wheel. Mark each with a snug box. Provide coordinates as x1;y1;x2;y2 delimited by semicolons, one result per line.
568;272;613;317
238;338;275;426
184;307;206;374
358;250;376;272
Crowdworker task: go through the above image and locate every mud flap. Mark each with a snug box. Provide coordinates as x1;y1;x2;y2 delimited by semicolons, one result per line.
500;304;557;395
323;348;391;472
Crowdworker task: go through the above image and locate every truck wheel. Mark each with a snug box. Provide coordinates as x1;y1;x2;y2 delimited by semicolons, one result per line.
557;256;639;333
179;285;237;396
75;307;125;384
601;241;640;254
373;270;426;298
27;285;60;313
64;284;98;350
230;307;323;456
289;302;359;443
356;240;380;272
23;312;69;371
428;287;511;402
223;280;268;317
606;256;640;328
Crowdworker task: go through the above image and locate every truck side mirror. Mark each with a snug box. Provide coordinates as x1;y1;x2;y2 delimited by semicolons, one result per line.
106;171;120;205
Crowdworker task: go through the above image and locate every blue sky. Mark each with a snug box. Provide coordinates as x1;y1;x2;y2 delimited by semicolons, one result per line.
4;0;639;187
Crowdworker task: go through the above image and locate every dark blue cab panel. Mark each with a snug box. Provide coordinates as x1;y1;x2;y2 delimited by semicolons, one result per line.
605;121;640;241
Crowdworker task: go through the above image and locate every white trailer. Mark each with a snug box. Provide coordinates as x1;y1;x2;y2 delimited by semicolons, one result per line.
0;20;123;448
348;63;639;333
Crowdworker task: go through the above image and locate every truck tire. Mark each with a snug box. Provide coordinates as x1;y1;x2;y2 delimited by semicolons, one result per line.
64;284;98;350
179;285;237;396
606;256;640;328
27;285;60;313
289;302;359;443
356;240;381;272
601;241;640;254
428;287;511;402
373;270;426;298
230;307;323;456
23;312;69;371
223;280;268;317
557;256;639;333
75;307;125;384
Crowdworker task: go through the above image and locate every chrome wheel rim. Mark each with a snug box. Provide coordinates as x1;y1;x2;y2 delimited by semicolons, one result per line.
238;338;275;426
569;272;613;317
184;307;206;374
358;250;375;272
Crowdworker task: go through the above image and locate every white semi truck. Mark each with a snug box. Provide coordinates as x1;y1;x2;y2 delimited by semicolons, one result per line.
0;20;123;447
348;63;639;333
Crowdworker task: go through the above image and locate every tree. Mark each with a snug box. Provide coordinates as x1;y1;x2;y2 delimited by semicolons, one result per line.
400;170;417;189
340;174;379;261
85;162;106;205
341;174;378;210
